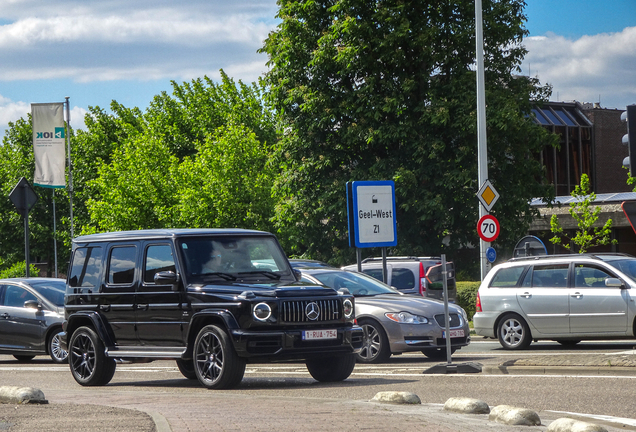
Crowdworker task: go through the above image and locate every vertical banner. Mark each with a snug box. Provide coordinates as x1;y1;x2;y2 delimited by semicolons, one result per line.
32;102;66;188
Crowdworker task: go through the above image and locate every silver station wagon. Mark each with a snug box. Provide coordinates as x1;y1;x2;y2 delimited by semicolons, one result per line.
473;253;636;350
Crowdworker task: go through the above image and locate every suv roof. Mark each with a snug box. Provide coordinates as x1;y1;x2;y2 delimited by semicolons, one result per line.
73;228;268;243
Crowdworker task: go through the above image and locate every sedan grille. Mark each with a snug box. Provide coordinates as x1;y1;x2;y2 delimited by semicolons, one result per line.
280;299;341;323
433;313;461;328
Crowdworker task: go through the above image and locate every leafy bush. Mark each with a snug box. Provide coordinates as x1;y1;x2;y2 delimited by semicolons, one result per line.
456;281;480;321
0;261;40;278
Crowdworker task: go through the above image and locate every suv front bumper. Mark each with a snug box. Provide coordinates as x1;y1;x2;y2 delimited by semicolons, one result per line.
230;325;364;360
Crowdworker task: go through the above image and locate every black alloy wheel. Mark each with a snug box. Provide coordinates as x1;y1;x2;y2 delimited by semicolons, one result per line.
69;326;116;386
193;325;246;389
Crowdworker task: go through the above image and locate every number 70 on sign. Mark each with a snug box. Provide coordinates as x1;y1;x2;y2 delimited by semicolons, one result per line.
477;214;500;242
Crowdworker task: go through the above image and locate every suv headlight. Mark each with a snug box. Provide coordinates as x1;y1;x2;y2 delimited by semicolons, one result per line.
385;312;428;324
343;299;354;319
253;302;272;321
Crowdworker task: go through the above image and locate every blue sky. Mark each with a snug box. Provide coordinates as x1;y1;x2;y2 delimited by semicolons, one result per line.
1;0;635;136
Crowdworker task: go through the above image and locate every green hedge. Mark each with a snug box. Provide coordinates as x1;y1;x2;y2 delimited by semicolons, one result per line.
456;281;481;321
0;261;40;279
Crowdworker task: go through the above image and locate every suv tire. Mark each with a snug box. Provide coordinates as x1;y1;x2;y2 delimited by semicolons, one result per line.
497;313;532;350
176;359;197;380
357;319;391;363
194;325;246;389
69;326;116;386
306;353;356;382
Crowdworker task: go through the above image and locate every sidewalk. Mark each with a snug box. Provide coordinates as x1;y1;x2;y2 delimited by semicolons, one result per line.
1;354;635;432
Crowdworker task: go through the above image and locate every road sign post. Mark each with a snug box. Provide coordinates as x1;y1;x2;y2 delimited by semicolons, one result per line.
9;178;39;277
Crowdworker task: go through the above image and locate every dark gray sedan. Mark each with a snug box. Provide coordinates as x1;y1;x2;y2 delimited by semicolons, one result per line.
297;267;470;363
0;278;68;363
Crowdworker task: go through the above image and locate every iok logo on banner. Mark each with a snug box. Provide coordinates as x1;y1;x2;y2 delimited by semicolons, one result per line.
32;103;66;188
35;127;65;139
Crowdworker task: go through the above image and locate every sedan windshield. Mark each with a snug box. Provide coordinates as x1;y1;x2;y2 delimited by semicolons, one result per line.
29;280;66;306
310;271;400;297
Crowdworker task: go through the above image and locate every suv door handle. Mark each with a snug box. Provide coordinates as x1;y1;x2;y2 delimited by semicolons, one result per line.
1;313;9;319
136;304;149;311
571;292;583;298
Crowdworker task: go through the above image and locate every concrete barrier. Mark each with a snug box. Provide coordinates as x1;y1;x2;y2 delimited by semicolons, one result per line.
547;418;608;432
489;404;541;426
443;397;490;414
370;391;421;405
0;386;48;404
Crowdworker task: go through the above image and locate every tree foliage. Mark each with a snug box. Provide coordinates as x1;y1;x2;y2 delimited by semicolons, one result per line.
261;0;556;265
549;174;616;253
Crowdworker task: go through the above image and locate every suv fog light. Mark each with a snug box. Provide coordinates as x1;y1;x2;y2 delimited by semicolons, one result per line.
253;302;272;321
343;299;354;318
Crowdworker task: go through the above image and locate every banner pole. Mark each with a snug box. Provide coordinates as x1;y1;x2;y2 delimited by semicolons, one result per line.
65;97;74;239
53;190;58;278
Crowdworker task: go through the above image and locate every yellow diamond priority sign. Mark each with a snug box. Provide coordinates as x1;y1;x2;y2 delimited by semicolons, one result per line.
477;180;499;212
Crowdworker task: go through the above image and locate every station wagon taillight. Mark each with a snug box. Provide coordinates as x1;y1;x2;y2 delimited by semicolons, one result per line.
475;292;482;313
419;262;426;296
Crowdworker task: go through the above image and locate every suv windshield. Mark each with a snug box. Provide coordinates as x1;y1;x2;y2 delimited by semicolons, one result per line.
178;236;291;283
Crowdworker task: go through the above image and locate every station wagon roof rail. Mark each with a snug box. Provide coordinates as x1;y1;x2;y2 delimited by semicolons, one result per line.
361;256;440;263
508;253;634;263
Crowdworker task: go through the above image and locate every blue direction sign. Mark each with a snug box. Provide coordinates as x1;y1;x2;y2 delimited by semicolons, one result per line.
346;181;397;248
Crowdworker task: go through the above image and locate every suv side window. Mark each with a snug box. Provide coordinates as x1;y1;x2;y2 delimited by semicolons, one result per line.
108;246;137;285
574;264;614;288
144;244;176;283
68;246;103;288
531;264;569;287
362;268;384;282
490;266;528;287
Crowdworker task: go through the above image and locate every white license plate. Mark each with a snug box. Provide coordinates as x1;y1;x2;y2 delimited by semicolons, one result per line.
442;329;465;338
302;329;337;340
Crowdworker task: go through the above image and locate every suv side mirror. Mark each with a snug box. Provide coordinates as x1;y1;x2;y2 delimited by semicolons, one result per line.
154;271;180;291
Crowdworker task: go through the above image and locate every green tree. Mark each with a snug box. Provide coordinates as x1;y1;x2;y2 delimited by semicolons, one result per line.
260;0;556;264
0;116;71;275
549;174;616;253
85;73;277;233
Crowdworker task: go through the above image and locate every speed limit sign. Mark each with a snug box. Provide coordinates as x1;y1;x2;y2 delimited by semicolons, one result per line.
477;214;500;242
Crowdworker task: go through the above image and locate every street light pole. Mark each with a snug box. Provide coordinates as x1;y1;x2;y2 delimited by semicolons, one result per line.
475;0;489;281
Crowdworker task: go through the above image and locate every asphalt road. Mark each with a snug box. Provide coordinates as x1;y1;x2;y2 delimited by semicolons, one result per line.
1;339;636;431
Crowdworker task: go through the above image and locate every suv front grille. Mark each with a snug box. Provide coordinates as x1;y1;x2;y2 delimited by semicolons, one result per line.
280;299;341;322
434;313;461;328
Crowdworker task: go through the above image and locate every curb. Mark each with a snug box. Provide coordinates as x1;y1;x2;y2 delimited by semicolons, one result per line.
483;365;636;376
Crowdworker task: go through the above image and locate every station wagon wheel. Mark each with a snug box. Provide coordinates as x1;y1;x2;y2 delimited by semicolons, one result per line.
194;325;246;389
356;319;391;363
306;353;356;382
69;326;116;386
497;313;532;350
48;331;68;364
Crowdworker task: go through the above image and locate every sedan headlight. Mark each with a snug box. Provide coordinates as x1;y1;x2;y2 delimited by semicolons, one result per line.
385;312;428;324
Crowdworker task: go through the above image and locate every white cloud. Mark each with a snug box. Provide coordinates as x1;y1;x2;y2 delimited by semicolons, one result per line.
522;27;636;108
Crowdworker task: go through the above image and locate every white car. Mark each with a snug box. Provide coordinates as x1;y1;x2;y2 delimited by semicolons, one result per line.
473;253;636;349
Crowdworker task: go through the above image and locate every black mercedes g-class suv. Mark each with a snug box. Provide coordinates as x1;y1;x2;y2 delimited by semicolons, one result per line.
61;229;362;389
